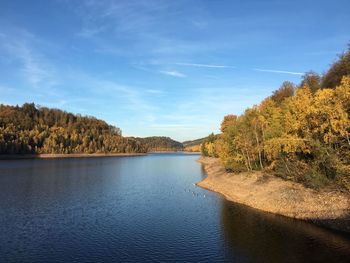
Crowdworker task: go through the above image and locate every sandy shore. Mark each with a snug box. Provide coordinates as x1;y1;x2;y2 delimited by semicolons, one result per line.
0;153;146;160
197;157;350;233
148;151;201;154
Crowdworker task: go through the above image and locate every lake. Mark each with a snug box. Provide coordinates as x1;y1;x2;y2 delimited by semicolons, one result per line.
1;153;350;263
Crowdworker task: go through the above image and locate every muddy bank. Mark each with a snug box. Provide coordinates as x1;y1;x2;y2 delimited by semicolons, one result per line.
197;157;350;233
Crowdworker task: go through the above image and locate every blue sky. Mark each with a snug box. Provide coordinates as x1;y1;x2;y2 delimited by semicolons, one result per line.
0;0;349;141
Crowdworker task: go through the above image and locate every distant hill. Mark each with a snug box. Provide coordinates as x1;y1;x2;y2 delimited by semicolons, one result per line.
182;137;207;152
131;136;184;152
182;137;207;147
0;103;210;154
0;103;147;154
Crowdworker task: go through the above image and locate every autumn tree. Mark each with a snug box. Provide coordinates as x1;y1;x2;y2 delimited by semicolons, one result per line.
203;45;350;190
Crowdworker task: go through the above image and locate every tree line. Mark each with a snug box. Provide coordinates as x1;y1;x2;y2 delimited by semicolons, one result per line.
201;45;350;190
0;103;147;154
130;136;184;152
0;104;187;154
183;137;206;152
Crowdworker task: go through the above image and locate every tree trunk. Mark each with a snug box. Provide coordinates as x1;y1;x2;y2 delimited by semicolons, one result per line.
245;148;253;171
346;132;350;147
254;124;264;170
240;149;250;171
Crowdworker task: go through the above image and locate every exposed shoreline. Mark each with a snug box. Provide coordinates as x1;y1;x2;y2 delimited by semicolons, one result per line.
0;153;146;160
148;151;201;154
0;151;199;160
197;156;350;233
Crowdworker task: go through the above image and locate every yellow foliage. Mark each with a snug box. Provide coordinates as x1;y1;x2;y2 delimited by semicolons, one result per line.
264;135;311;161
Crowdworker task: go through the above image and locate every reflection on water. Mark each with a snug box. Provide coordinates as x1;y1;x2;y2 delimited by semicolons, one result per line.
0;153;349;263
221;199;350;263
200;164;207;180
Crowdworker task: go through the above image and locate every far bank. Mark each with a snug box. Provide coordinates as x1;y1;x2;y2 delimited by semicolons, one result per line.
0;151;200;160
0;153;146;160
197;156;350;233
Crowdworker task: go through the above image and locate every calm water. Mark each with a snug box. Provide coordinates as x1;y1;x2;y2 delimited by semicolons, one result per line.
1;153;350;263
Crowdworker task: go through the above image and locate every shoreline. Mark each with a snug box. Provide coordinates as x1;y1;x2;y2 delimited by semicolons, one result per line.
148;151;201;154
0;151;198;160
0;153;146;160
197;156;350;233
147;151;201;155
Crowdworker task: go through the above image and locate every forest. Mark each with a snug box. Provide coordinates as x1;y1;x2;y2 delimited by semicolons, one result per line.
132;136;184;152
201;46;350;190
0;104;187;154
183;137;207;152
0;104;181;154
0;103;148;154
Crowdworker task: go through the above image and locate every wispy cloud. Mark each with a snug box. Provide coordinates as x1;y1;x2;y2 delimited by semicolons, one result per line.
150;124;195;129
20;48;53;87
159;70;186;78
146;89;164;94
0;85;15;93
0;30;57;88
76;1;177;36
73;0;225;58
192;20;208;29
64;71;157;113
253;68;304;75
77;25;106;38
174;63;303;76
174;62;234;68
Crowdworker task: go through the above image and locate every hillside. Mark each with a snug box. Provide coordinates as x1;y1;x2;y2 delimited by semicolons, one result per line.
182;137;207;152
0;103;146;154
0;104;188;155
182;137;207;147
132;136;183;152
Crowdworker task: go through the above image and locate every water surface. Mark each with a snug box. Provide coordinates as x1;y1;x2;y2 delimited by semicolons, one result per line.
1;153;350;262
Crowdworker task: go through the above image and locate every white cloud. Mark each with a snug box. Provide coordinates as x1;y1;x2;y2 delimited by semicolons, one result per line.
192;20;208;29
145;89;164;94
74;1;224;58
77;25;106;38
159;70;186;78
174;62;234;68
77;0;176;35
0;30;58;88
253;68;304;75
